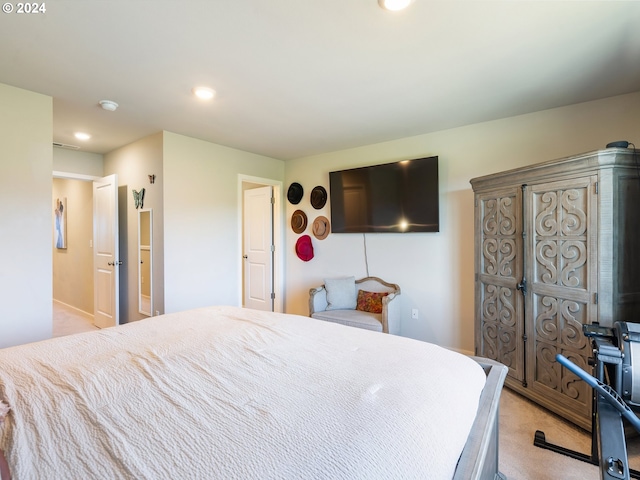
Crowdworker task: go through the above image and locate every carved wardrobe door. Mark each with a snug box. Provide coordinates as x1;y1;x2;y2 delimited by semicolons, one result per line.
524;175;598;426
475;186;525;383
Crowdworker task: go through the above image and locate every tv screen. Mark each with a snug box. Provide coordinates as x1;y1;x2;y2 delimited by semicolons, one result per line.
329;156;439;233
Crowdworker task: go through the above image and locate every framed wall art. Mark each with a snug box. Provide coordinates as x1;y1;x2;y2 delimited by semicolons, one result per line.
54;197;67;249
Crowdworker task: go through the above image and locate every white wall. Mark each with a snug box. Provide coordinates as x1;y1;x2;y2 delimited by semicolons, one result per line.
162;132;285;313
284;91;640;354
53;147;103;178
0;83;53;348
104;132;164;322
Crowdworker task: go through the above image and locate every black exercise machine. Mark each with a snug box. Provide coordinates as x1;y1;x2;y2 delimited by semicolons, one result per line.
534;322;640;480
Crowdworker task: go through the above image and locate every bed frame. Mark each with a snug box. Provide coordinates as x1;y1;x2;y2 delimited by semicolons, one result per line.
454;357;508;480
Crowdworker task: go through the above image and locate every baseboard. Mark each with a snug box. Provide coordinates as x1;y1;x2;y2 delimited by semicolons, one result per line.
53;299;94;320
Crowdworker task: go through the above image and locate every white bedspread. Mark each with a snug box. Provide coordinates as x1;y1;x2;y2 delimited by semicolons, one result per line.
0;306;486;479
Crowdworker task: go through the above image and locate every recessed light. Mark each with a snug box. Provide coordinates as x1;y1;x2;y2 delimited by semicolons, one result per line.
74;132;91;141
99;100;119;111
378;0;414;11
192;86;215;101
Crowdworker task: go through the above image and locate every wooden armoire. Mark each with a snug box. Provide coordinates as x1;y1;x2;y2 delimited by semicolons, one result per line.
470;147;640;430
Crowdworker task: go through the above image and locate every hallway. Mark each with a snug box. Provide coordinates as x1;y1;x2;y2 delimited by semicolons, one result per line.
53;301;99;337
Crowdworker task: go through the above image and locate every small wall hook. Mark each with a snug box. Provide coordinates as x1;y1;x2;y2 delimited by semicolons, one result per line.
149;174;156;184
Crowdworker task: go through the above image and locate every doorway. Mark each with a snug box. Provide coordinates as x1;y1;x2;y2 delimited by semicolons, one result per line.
52;172;100;327
52;172;123;328
239;175;283;313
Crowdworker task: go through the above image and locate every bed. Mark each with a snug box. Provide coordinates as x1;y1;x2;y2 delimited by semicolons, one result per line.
0;306;507;479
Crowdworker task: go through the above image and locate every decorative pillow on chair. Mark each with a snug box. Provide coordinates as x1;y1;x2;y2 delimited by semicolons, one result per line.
356;290;388;314
324;276;357;310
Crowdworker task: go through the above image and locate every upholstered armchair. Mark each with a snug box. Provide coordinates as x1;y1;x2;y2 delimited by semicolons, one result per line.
309;276;401;334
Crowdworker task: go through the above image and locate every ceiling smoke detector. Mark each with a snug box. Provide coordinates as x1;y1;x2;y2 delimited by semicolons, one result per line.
99;100;119;111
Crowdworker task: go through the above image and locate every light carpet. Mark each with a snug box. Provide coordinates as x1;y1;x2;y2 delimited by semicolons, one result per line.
52;300;98;337
499;386;640;479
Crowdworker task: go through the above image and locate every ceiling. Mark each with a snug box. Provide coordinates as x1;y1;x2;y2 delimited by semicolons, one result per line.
1;1;639;160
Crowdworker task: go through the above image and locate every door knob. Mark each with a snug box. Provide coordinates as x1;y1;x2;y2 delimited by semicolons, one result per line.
243;255;248;259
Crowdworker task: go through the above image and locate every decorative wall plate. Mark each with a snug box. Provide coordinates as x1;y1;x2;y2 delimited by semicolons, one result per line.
287;182;303;204
291;209;307;233
310;186;327;209
312;216;330;240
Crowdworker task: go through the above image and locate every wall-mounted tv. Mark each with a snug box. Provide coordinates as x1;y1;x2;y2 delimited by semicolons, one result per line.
329;156;439;233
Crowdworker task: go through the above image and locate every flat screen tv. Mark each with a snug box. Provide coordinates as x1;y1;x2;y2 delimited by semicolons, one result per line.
329;156;439;233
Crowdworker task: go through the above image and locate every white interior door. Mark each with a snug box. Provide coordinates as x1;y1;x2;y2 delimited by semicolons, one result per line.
243;186;274;311
93;174;119;328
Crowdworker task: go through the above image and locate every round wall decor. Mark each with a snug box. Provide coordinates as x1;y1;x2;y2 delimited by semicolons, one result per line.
291;209;308;233
310;186;327;209
312;216;330;240
287;182;303;204
295;235;314;261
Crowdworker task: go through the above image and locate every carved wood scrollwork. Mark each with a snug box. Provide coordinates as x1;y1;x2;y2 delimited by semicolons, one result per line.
481;197;516;236
481;195;517;278
561;189;587;236
535;191;559;236
536;342;590;403
479;192;519;369
481;283;517;368
561;351;590;402
534;294;589;404
482;198;498;236
534;187;588;290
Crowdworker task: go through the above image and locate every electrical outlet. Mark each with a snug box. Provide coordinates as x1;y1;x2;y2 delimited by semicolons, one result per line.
411;308;419;320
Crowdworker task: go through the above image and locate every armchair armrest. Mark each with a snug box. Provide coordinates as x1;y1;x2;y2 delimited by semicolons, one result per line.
309;286;328;315
382;291;401;335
